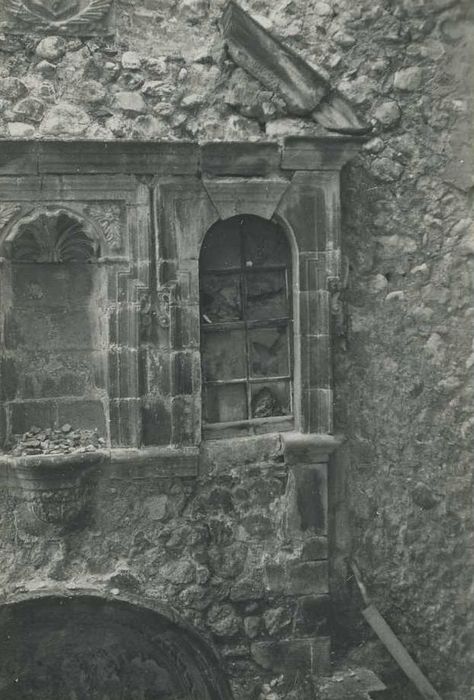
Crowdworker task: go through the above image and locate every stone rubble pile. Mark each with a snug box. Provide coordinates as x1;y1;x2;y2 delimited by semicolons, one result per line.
8;424;105;456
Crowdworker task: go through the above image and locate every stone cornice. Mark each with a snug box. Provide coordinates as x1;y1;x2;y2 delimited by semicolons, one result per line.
0;139;363;176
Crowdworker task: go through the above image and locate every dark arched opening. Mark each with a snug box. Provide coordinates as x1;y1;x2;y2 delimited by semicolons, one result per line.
0;594;233;700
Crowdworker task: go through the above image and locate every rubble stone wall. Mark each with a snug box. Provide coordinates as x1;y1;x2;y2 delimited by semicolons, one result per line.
0;1;473;699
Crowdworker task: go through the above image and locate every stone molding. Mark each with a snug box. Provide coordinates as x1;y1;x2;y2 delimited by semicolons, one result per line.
222;1;370;135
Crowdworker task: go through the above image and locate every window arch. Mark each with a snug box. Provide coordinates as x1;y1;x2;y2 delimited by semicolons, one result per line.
199;214;294;437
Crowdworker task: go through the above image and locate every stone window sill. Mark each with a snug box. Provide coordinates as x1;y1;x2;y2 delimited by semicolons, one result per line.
200;431;342;470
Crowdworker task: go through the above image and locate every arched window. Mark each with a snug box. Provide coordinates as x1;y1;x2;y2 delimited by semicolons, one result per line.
200;215;293;437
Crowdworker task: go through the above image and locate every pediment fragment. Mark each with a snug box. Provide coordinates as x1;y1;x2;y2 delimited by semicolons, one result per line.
222;1;370;136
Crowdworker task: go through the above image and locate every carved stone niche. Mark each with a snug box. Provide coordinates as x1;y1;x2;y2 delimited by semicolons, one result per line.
0;450;106;534
1;0;115;36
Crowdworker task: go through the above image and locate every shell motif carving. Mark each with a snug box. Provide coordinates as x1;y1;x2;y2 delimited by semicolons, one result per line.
3;0;113;34
11;210;97;263
0;203;22;233
84;203;122;251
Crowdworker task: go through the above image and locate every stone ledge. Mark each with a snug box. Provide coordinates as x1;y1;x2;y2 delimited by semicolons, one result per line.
0;446;200;479
282;136;366;171
282;432;343;465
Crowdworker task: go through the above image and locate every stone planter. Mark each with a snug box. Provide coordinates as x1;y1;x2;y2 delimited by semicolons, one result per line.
1;451;107;534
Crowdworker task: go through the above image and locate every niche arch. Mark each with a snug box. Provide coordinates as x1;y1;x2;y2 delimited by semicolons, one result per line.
1;207;102;261
0;206;108;441
0;590;234;700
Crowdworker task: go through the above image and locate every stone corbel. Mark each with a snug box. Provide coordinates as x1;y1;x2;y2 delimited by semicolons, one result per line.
1;451;106;535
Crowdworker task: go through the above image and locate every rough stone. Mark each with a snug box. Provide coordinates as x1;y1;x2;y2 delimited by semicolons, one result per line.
40;103;91;135
393;67;423;91
121;52;141;70
13;98;45;123
263;607;292;635
36;61;56;79
0;78;27;101
78;81;107;104
371;157;404;182
35;36;66;62
114;91;147;114
374;100;401;127
6;122;35;137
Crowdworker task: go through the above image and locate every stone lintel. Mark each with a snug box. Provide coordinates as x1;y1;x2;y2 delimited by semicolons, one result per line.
0;139;366;177
201;142;281;177
221;1;328;115
282;136;365;171
0;141;200;175
282;432;342;465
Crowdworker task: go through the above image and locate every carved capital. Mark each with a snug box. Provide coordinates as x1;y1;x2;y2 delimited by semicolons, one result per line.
84;203;122;251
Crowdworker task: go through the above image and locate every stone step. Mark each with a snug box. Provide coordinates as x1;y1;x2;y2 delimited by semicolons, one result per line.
314;667;387;700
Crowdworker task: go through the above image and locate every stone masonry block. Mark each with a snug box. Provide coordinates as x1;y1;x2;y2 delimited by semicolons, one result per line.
251;637;330;674
264;559;328;596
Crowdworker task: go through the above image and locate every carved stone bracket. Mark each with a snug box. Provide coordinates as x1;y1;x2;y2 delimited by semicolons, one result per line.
157;283;178;330
2;451;106;535
2;0;114;35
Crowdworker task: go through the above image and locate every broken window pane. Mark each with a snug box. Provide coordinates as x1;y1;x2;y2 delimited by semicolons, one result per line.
250;381;291;419
204;383;248;423
245;270;289;321
244;218;290;266
200;214;293;430
249;326;289;378
200;274;242;323
201;328;246;381
200;218;241;270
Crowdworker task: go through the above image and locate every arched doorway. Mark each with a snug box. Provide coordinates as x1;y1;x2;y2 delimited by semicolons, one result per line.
0;593;233;700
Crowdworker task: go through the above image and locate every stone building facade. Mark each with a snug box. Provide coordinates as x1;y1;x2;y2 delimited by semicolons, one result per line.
0;0;472;699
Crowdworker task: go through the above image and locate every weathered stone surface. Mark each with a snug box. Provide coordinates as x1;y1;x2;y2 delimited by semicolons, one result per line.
114;91;147;114
0;0;471;697
374;100;401;127
35;36;66;62
371;157;404;182
0;78;27;101
251;638;330;673
393;66;423;91
13;98;45;123
40;103;91;135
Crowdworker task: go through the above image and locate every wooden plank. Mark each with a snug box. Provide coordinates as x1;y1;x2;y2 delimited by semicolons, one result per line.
201;142;281;176
362;604;443;700
352;563;443;700
36;141;199;175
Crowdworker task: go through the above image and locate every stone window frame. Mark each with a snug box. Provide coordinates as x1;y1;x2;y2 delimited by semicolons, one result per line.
156;138;362;444
0;139;362;456
199;214;295;438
